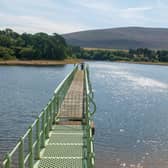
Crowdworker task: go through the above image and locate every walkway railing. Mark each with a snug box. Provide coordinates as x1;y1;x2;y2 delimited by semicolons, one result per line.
84;65;96;168
2;64;96;168
2;65;78;168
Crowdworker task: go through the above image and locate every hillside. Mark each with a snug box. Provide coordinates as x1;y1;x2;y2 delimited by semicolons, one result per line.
63;27;168;49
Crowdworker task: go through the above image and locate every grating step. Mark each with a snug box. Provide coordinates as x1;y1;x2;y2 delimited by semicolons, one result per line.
38;158;83;168
52;125;83;133
48;133;83;144
42;145;83;158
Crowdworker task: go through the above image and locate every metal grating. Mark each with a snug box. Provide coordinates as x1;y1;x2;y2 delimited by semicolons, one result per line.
58;93;83;118
38;158;83;168
58;71;84;121
42;145;83;157
48;134;83;144
35;70;87;168
52;125;83;133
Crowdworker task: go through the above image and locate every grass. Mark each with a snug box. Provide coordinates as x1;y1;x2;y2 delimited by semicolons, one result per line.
83;47;129;52
0;58;83;66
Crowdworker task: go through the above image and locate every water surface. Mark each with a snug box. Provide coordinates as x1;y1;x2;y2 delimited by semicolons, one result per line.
0;65;73;161
89;62;168;168
0;62;168;168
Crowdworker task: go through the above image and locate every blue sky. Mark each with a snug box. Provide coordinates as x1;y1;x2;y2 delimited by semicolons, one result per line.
0;0;168;34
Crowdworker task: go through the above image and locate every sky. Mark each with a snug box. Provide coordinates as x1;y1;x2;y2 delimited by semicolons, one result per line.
0;0;168;34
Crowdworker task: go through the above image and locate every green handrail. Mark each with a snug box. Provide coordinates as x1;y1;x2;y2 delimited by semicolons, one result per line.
84;64;96;168
2;65;78;168
2;64;96;168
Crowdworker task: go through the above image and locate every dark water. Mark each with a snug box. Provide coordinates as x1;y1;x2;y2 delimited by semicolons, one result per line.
0;62;168;168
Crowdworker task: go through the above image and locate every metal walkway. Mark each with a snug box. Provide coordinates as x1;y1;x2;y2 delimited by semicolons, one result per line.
57;70;84;121
2;64;96;168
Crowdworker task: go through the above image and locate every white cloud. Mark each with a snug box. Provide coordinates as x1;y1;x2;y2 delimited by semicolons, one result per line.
120;7;153;19
0;0;168;33
0;13;88;34
75;0;113;11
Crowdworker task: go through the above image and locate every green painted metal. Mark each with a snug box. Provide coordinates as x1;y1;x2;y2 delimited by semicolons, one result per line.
2;64;96;168
84;64;96;168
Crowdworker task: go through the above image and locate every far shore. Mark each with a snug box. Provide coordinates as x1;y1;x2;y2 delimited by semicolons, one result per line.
0;59;84;66
0;59;168;66
117;60;168;66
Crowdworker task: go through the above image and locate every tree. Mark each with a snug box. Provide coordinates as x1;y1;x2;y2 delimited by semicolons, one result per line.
0;35;12;47
0;46;14;60
19;47;35;60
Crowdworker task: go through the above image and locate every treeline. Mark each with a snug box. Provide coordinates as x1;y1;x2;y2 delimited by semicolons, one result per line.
72;47;168;62
0;29;71;60
1;28;168;63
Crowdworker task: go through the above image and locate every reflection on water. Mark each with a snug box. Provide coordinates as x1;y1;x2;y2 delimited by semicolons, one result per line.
0;62;168;168
89;62;168;168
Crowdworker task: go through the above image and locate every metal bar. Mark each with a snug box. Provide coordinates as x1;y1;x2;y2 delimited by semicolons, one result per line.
18;137;24;168
3;154;11;168
49;103;52;131
35;117;40;160
22;129;31;140
28;126;33;168
2;65;88;168
45;107;49;139
31;119;38;128
54;65;78;94
8;141;21;157
24;153;30;165
41;112;45;148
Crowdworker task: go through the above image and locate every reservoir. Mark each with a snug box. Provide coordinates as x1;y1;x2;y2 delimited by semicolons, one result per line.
0;62;168;168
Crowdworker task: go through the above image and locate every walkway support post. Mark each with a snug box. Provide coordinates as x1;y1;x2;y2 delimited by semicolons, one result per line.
18;137;24;168
28;126;33;168
36;117;40;160
2;64;90;168
3;154;11;168
41;112;45;148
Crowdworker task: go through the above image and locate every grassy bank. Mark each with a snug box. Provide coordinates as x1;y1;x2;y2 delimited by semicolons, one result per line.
0;59;83;66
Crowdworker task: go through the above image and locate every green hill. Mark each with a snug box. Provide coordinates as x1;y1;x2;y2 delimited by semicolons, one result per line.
63;27;168;49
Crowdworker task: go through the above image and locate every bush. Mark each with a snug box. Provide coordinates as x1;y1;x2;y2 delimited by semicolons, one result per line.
19;47;35;60
0;46;15;60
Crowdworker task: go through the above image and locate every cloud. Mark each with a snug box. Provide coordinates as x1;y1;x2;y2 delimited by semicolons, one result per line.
75;0;113;11
120;7;153;19
0;13;88;34
0;0;168;33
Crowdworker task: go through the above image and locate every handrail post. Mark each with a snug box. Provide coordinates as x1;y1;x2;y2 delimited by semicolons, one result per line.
46;107;49;139
35;117;40;160
57;95;60;113
3;154;11;168
52;96;56;123
28;126;33;168
41;112;45;148
18;137;24;168
49;103;52;131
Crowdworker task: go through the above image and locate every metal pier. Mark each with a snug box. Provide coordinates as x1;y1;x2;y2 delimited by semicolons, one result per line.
2;64;96;168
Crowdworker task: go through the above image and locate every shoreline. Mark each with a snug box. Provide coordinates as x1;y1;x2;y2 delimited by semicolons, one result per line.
117;60;168;66
85;60;168;66
0;59;167;66
0;59;83;66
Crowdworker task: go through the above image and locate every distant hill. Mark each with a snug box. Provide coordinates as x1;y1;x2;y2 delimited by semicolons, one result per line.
63;27;168;49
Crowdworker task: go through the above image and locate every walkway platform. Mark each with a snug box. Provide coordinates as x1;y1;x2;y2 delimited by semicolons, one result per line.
57;70;84;122
35;70;86;168
2;64;96;168
35;125;86;168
